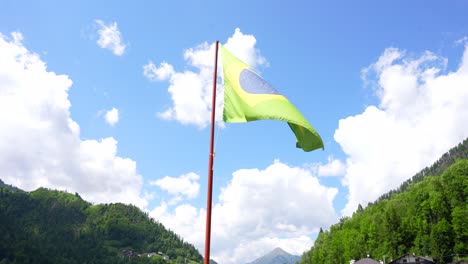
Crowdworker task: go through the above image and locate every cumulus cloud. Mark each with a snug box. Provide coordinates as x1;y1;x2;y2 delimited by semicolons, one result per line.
149;172;200;204
143;61;175;81
143;28;266;128
95;19;126;56
336;45;468;215
455;36;468;45
313;156;346;177
104;107;119;126
150;161;338;264
0;32;146;207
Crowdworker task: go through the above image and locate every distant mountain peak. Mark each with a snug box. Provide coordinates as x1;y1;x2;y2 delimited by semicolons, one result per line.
246;247;300;264
271;247;287;254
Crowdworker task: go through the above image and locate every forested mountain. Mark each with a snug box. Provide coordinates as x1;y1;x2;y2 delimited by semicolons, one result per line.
0;179;23;192
376;138;468;203
300;139;468;264
0;187;203;263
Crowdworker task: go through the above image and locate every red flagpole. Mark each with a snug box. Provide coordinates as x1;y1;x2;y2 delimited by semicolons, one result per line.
204;40;219;264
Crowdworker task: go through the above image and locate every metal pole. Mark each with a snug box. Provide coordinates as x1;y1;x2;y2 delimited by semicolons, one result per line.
204;40;219;264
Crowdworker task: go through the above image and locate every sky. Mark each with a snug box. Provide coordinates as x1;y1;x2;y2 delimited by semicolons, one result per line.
1;1;468;263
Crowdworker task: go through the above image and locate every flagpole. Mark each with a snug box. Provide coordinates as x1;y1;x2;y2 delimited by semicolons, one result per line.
204;40;219;264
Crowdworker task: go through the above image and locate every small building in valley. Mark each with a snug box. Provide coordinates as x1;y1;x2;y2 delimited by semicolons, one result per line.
354;257;381;264
389;254;436;264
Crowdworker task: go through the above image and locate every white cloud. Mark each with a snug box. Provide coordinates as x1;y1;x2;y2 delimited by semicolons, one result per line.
104;107;119;126
143;28;266;128
150;160;338;264
143;61;175;81
0;32;146;208
223;28;268;68
336;45;468;216
455;36;468;45
150;172;200;202
314;156;346;177
95;19;126;56
225;236;313;264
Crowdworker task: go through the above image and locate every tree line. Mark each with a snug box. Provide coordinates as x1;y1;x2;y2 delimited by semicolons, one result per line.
300;138;468;264
0;186;203;263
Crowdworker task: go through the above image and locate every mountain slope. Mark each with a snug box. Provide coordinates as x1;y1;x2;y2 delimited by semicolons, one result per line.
376;137;468;203
299;138;468;264
0;179;23;192
247;247;301;264
0;187;203;263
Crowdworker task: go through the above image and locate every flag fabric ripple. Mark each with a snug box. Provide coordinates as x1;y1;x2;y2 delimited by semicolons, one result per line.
220;44;324;152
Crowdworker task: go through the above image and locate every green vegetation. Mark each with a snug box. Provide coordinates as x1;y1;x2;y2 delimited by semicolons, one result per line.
1;141;467;264
0;187;202;263
300;139;468;264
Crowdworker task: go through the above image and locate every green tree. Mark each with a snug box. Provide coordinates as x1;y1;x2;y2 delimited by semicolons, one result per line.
430;218;454;263
299;140;468;264
451;206;468;254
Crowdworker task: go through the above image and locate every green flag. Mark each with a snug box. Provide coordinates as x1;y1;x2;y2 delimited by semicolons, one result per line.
221;44;324;152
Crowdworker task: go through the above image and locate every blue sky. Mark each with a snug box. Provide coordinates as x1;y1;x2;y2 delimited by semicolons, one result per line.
1;1;468;263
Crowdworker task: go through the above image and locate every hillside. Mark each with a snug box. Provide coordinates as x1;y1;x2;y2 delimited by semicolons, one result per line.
0;186;203;263
246;247;301;264
300;139;468;264
0;179;23;192
376;137;468;203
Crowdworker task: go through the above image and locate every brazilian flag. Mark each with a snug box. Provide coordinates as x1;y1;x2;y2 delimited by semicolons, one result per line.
221;44;324;152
